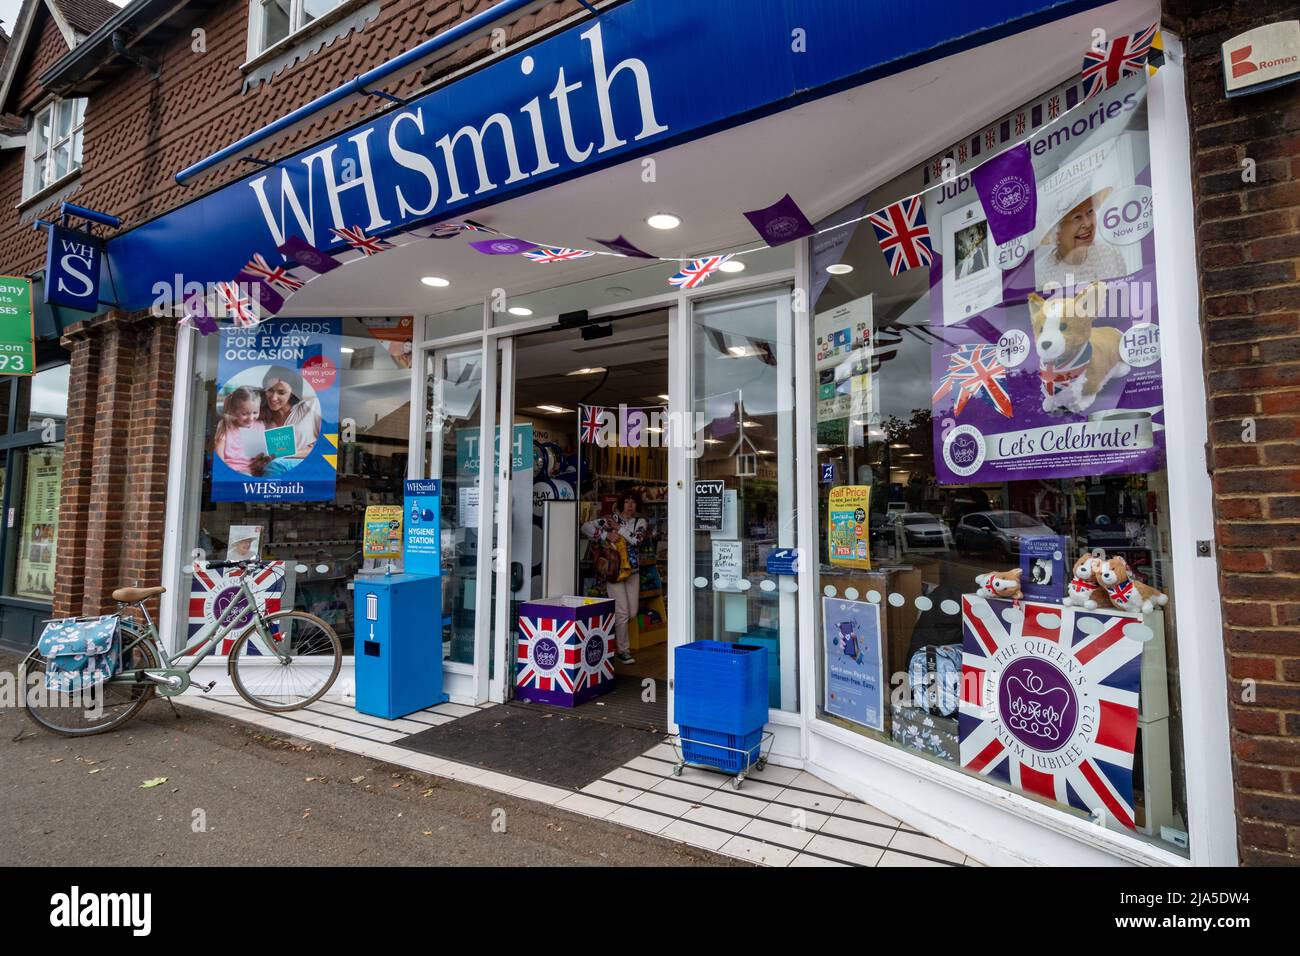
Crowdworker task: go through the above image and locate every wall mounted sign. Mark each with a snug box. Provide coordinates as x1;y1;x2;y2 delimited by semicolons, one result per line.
0;276;34;375
403;478;442;576
765;548;800;576
43;225;104;313
1222;20;1300;97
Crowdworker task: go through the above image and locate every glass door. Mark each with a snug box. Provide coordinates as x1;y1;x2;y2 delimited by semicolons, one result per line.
685;288;800;714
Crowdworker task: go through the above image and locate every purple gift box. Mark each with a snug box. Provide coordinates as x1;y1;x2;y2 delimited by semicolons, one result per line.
516;596;616;707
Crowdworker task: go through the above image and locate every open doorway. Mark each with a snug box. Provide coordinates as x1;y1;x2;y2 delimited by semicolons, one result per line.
510;310;671;730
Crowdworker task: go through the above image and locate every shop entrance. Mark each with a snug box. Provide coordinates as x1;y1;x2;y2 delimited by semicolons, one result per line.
507;310;672;731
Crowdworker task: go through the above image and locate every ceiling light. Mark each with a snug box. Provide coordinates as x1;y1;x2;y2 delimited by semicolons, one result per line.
657;394;670;402
421;276;450;287
826;263;854;275
537;404;569;414
566;367;606;376
646;426;662;434
727;345;750;356
742;420;760;428
757;449;773;455
704;439;722;445
508;306;533;316
606;286;632;298
340;347;354;354
890;442;908;449
646;213;681;230
718;260;746;273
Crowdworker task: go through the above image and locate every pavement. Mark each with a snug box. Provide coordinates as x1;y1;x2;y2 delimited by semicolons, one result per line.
0;650;742;867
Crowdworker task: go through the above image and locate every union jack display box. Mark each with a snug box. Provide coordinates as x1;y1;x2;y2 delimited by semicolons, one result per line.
516;597;616;707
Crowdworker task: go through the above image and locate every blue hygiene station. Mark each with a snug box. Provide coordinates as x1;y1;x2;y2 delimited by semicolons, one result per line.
353;478;447;719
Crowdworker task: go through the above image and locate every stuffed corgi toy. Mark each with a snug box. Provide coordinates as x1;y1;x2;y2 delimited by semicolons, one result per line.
1064;550;1109;610
1095;555;1168;614
1028;282;1130;415
975;568;1023;601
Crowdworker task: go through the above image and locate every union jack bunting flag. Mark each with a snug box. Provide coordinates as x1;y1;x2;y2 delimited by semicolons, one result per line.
959;595;1144;829
330;224;392;256
579;404;605;444
243;253;305;292
215;281;259;327
524;247;597;264
1048;95;1061;119
1015;112;1026;134
985;128;997;149
668;255;733;289
188;561;286;652
867;196;935;276
1081;24;1158;100
932;344;1013;418
425;222;466;238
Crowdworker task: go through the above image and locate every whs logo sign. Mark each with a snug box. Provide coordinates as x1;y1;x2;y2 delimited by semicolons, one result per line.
1222;20;1300;96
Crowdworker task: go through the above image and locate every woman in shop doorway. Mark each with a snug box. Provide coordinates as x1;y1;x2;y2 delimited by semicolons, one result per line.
582;493;647;665
249;365;322;478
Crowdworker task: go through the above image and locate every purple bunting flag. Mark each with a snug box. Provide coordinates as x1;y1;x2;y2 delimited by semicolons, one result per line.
970;142;1038;245
469;237;538;256
588;234;656;259
742;193;815;246
278;236;342;274
181;291;217;336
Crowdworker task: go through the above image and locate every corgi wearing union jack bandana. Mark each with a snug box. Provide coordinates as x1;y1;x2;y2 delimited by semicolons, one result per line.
975;568;1023;601
1028;282;1129;415
1063;550;1109;610
1095;554;1168;614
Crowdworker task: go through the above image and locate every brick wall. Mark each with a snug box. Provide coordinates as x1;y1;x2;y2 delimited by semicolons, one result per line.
1164;0;1300;865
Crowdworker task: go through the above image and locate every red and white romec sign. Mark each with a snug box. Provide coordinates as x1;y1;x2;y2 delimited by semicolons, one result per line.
1222;20;1300;97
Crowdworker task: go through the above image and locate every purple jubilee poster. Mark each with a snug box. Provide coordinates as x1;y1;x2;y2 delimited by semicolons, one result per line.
925;73;1164;485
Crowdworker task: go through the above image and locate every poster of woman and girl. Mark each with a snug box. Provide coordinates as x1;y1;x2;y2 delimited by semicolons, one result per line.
210;319;341;502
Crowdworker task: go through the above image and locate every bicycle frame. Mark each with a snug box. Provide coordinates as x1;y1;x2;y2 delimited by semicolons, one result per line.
110;573;286;682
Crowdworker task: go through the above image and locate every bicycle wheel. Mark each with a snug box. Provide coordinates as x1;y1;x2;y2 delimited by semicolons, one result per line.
227;610;342;712
22;630;159;737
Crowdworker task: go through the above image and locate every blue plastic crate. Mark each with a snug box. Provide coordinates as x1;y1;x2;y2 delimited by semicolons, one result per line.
742;629;781;709
679;725;763;774
674;641;768;734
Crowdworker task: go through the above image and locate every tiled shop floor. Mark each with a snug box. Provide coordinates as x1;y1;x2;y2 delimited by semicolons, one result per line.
174;693;976;867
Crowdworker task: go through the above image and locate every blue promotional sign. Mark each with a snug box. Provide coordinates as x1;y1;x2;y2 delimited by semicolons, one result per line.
404;478;442;576
211;318;341;501
823;597;884;731
44;225;103;313
105;0;1094;310
820;462;835;484
765;548;800;576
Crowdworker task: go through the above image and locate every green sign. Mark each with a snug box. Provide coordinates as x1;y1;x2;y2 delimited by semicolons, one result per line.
0;276;35;376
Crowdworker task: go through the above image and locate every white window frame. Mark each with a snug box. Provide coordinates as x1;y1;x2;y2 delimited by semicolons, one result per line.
246;0;348;60
23;98;85;201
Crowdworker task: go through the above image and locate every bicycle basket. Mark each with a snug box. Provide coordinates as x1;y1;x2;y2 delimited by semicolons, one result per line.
36;615;122;693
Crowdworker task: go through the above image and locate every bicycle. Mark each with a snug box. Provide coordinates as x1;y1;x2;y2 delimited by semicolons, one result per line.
21;559;343;737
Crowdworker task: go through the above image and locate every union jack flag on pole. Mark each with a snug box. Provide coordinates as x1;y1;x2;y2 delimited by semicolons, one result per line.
524;247;598;264
959;595;1144;829
668;255;733;289
330;224;392;257
933;344;1013;418
1081;24;1157;100
868;196;935;276
579;404;606;445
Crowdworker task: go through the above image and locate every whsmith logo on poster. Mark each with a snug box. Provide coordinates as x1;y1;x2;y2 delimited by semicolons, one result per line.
247;23;666;250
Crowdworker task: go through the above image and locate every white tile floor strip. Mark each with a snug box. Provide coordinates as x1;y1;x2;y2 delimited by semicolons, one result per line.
173;692;971;867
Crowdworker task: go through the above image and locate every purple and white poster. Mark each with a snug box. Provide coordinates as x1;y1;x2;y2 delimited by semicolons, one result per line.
925;73;1164;484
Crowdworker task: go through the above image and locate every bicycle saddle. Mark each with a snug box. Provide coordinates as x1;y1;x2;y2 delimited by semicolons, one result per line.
112;586;167;602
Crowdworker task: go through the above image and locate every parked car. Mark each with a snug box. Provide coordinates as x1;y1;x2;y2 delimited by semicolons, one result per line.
955;510;1055;558
880;511;954;551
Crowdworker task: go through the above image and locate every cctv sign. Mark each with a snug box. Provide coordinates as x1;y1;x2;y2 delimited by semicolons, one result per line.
1223;20;1300;97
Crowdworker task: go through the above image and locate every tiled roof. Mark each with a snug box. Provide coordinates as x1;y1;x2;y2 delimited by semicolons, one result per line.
49;0;121;37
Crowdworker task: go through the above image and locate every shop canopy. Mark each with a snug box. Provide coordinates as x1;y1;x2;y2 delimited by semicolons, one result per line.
104;0;1155;315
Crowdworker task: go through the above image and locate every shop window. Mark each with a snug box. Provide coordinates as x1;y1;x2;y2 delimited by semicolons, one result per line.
27;364;70;432
811;73;1188;853
24;99;85;200
248;0;349;57
4;444;63;602
178;317;414;655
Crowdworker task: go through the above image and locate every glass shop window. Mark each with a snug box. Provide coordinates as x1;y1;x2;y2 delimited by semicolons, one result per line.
811;73;1189;854
179;317;414;655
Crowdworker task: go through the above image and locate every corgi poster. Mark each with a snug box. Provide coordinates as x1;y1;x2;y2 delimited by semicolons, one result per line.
925;73;1164;484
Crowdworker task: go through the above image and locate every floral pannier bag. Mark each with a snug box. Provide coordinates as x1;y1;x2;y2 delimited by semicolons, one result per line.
36;615;122;693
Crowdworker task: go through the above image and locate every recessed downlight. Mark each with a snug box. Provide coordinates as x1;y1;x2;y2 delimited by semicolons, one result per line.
566;367;606;376
508;306;533;316
421;276;450;287
826;263;854;275
537;404;570;414
646;213;681;230
718;259;746;273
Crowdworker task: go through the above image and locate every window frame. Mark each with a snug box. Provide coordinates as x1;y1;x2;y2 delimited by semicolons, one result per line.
245;0;348;61
23;98;85;201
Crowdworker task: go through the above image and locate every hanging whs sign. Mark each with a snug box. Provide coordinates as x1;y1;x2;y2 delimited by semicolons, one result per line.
43;225;103;313
959;595;1145;828
827;486;871;569
0;276;34;376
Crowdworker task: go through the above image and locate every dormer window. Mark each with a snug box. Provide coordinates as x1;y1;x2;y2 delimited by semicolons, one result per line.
24;97;85;200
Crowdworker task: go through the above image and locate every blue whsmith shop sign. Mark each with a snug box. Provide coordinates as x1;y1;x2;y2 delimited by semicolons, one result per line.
106;0;1106;311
